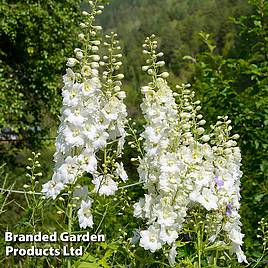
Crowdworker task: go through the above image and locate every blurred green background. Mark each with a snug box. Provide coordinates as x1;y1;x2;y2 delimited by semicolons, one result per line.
0;0;267;265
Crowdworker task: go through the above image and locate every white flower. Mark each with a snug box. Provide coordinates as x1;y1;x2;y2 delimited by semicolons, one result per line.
81;79;100;96
63;68;76;88
81;65;92;77
78;200;94;228
168;243;177;266
62;83;81;107
190;188;218;211
43;6;128;232
157;207;177;227
229;229;244;246
62;125;84;147
92;175;118;196
139;225;162;252
235;246;248;263
63;107;85;126
159;226;178;245
115;162;128;182
116;91;126;99
133;198;145;218
92;131;109;149
79;149;97;175
57;156;80;183
135;39;246;264
42;180;65;199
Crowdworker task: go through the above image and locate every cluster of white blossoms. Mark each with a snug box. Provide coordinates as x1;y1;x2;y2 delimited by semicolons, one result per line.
133;35;246;265
42;1;128;229
207;117;247;263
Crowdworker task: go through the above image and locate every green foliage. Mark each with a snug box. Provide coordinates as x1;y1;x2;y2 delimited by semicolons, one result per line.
100;0;251;77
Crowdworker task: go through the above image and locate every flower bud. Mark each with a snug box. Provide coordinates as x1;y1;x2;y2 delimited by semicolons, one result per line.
82;11;89;16
80;22;88;28
141;86;152;93
116;74;124;79
115;81;122;86
74;49;83;60
196;127;205;135
156;61;165;67
180;112;191;119
91;40;101;45
78;33;85;41
182;123;190;130
184;105;193;111
142;66;150;71
147;69;154;75
66;58;79;67
93;26;102;31
198;120;206;126
160;72;169;78
184;132;192;139
92;46;99;52
232;134;240;140
91;62;99;68
225;140;235;148
117;91;126;99
91;55;100;61
201;135;210;142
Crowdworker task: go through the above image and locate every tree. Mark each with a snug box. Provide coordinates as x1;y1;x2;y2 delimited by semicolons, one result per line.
0;0;82;153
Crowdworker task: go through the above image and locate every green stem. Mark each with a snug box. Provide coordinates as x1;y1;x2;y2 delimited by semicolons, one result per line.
95;203;108;234
214;250;218;266
198;229;202;268
67;205;73;268
196;213;204;268
252;244;267;268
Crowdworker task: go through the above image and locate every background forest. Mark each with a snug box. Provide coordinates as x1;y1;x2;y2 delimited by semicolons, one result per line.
0;0;267;267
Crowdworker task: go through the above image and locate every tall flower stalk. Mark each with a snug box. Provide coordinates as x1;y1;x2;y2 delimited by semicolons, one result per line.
133;35;247;266
42;1;128;229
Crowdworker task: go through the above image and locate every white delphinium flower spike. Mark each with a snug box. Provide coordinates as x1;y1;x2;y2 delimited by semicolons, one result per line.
134;35;247;265
208;117;247;263
42;2;128;229
43;2;105;200
134;35;192;258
